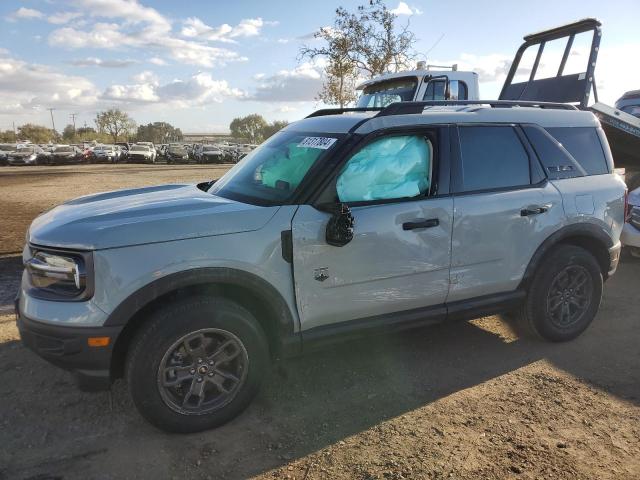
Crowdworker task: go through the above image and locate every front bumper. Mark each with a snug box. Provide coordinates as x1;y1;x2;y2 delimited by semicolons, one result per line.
621;222;640;248
16;299;122;391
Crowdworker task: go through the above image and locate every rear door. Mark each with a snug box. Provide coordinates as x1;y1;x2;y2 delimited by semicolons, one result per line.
291;127;454;331
448;124;563;302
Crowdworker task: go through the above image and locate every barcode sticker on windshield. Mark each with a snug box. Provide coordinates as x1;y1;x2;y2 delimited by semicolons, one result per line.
298;137;337;149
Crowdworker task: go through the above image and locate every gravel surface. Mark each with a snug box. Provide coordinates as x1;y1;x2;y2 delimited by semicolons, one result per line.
0;165;638;480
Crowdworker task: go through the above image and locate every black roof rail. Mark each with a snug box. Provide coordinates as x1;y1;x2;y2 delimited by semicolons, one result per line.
305;107;383;118
377;100;579;116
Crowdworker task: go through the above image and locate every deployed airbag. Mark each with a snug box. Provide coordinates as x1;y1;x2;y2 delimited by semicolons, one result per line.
337;135;431;202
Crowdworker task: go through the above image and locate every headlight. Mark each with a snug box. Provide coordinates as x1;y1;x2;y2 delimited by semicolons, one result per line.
27;154;37;162
25;248;93;300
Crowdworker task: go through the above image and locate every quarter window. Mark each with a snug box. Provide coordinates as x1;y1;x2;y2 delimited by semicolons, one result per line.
337;135;432;203
546;127;609;175
458;126;531;191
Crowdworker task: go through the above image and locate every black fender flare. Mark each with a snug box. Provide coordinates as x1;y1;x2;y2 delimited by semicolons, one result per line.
519;223;613;289
103;267;297;344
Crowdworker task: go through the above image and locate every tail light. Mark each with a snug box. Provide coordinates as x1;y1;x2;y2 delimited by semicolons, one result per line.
624;189;632;223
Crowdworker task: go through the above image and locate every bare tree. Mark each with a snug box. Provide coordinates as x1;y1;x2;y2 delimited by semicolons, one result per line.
300;0;417;106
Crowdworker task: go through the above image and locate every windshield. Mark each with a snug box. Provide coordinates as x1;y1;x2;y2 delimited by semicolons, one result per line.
169;146;186;154
210;131;342;206
357;77;418;107
131;145;149;152
203;146;219;151
54;147;73;153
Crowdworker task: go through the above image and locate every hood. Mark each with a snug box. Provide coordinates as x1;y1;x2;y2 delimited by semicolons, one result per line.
52;152;75;156
9;151;35;157
29;184;279;250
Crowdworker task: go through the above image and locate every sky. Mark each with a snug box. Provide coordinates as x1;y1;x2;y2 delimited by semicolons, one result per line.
0;0;638;133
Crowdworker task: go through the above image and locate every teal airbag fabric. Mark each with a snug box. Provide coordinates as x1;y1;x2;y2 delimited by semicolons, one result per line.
260;142;321;190
337;136;430;202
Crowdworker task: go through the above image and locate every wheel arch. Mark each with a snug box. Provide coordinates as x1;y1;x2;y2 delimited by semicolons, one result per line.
519;223;613;290
108;268;300;379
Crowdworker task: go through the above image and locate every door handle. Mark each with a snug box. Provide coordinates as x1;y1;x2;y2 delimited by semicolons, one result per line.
402;218;439;230
520;205;550;216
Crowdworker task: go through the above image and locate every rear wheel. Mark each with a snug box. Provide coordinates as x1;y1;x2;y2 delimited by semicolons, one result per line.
516;245;603;342
126;296;269;433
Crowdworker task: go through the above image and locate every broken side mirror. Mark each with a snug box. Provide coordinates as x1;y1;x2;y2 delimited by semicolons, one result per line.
324;203;355;247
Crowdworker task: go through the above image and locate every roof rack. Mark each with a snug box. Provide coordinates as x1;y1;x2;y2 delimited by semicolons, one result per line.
306;100;578;119
306;107;383;118
377;100;579;116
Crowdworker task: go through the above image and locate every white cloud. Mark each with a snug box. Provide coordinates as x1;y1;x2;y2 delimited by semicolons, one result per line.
68;57;137;68
181;17;272;43
101;72;245;106
47;0;245;67
48;11;83;24
390;2;422;16
0;55;98;114
249;62;324;102
7;7;44;21
149;57;167;66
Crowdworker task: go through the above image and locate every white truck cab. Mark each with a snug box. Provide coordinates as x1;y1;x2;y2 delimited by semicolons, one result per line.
356;62;480;107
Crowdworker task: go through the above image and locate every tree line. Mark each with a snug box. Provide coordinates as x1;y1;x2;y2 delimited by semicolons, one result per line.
0;109;184;145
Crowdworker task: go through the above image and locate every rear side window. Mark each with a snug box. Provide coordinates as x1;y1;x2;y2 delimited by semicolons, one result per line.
458;126;531;191
546;127;608;175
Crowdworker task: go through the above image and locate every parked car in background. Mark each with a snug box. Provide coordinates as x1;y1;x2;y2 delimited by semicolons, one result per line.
165;143;190;163
127;144;155;163
621;186;640;257
0;143;16;165
136;142;156;162
49;145;85;165
196;144;224;164
615;90;640;118
93;145;119;163
7;145;47;165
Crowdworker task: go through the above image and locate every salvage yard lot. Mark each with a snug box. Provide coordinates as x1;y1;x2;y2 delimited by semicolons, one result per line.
0;165;638;479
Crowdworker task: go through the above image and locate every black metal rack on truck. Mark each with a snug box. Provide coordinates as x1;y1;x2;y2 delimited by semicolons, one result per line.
499;18;640;166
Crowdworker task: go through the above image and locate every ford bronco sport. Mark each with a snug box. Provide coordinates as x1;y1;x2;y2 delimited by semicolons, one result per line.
17;100;626;433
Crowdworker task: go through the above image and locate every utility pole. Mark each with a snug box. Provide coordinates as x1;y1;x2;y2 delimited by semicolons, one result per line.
12;121;17;143
47;108;56;133
70;113;78;135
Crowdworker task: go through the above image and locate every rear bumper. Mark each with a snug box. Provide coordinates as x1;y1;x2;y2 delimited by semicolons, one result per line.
16;299;122;391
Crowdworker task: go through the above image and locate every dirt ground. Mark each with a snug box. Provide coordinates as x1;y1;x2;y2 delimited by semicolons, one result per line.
0;165;638;480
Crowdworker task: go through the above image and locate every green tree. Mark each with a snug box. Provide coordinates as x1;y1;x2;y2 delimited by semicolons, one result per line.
300;0;417;106
17;124;58;144
262;120;289;140
95;108;136;143
230;114;268;143
0;130;16;142
136;122;183;144
62;124;76;142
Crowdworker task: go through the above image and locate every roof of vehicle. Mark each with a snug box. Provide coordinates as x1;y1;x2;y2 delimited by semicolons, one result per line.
356;69;479;90
286;105;599;135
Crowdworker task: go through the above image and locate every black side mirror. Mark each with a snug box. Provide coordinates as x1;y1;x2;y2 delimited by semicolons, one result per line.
325;203;355;247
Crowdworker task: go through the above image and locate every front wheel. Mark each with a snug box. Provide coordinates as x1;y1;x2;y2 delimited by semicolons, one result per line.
126;296;269;433
516;245;603;342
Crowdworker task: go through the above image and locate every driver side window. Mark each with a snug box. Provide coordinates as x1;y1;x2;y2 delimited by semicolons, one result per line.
336;135;433;203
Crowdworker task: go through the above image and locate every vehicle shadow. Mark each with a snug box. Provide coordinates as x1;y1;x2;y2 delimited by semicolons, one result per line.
0;257;638;479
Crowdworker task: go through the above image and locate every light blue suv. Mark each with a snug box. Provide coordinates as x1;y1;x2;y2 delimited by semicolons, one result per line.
17;101;626;432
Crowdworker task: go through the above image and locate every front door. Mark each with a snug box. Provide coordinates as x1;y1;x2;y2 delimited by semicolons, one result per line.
291;130;454;331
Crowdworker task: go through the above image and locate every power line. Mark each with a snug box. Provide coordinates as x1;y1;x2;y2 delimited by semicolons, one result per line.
70;113;78;134
47;108;56;133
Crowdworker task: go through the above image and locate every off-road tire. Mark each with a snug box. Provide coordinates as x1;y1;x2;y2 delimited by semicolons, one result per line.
516;245;603;342
126;296;269;433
